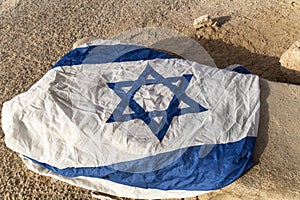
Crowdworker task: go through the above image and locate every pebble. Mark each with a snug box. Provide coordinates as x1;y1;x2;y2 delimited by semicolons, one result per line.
280;40;300;84
193;14;217;29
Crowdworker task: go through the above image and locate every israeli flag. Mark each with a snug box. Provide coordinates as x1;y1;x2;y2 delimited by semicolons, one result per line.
2;39;260;199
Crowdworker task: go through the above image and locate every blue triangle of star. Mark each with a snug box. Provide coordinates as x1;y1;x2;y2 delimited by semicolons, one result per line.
106;65;207;142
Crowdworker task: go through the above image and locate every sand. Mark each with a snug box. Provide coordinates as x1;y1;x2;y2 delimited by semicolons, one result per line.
0;0;299;199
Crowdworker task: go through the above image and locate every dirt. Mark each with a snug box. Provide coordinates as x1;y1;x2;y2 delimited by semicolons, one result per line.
0;0;299;199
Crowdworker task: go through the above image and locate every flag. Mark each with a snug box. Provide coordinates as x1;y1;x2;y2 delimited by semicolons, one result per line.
2;39;260;199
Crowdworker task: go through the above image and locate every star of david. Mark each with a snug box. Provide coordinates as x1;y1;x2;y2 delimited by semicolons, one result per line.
106;64;207;142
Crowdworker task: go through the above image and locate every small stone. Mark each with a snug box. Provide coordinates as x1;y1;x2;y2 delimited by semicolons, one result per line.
212;21;218;27
193;14;215;29
280;40;300;84
291;1;298;7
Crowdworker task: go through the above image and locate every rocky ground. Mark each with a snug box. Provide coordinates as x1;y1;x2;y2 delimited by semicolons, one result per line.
0;0;299;199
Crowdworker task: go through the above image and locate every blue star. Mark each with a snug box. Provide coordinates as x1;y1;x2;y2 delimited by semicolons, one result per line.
106;65;207;142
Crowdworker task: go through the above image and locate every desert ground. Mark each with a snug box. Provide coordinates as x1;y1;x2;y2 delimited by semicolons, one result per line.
0;0;299;199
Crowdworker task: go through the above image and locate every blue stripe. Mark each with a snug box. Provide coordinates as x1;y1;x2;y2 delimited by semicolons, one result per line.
52;45;177;69
232;66;251;74
52;46;96;69
113;48;176;62
26;137;256;191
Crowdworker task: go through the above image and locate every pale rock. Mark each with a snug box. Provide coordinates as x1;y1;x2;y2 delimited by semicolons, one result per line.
280;40;300;84
200;79;300;200
193;14;216;29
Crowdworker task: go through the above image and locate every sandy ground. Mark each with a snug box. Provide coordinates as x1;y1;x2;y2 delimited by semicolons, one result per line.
0;0;299;199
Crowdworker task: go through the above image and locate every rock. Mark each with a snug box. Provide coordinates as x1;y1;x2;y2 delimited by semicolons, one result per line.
280;40;300;84
200;79;300;200
290;1;300;7
280;40;300;71
73;35;300;199
71;36;300;199
193;14;217;29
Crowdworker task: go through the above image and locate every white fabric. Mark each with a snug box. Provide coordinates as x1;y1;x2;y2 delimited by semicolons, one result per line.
2;39;260;199
3;58;260;168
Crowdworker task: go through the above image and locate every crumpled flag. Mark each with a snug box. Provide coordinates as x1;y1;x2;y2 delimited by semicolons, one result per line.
2;39;260;199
